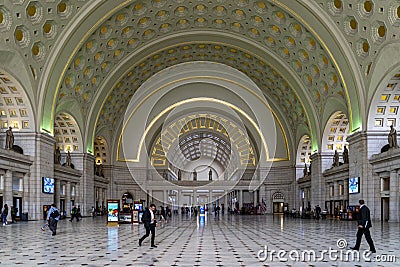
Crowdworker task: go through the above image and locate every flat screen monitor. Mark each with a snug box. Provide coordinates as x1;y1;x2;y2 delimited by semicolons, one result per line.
349;177;360;194
42;177;55;194
107;201;119;222
134;203;143;211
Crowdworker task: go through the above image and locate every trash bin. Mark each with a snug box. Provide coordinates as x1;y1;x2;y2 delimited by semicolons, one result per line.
21;212;28;221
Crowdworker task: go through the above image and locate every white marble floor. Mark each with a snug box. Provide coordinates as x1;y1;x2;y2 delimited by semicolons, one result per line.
0;214;399;266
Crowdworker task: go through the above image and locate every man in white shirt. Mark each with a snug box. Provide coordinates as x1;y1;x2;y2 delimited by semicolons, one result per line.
139;204;157;248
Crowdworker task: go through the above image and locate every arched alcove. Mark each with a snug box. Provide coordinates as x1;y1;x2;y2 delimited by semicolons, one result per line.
54;112;83;153
321;111;350;153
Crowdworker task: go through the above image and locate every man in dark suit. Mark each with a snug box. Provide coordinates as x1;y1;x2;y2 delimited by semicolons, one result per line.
350;199;376;253
139;204;157;248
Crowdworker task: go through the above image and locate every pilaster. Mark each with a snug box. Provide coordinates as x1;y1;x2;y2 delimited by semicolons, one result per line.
310;153;324;207
347;132;374;209
389;170;399;222
31;133;55;220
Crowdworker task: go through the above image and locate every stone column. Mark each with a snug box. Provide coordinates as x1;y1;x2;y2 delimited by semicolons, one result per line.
344;179;349;202
310;153;323;207
148;189;153;205
54;178;60;209
224;191;228;213
253;190;257;205
82;153;95;216
239;189;243;209
177;190;182;214
65;181;71;217
334;181;339;200
75;183;80;207
193;190;197;207
31;133;55;220
23;173;29;214
4;170;13;221
389;170;399;222
209;190;213;210
347;132;374;209
164;190;168;206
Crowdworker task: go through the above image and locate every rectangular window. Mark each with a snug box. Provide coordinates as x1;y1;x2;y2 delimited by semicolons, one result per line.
330;185;334;197
12;177;23;191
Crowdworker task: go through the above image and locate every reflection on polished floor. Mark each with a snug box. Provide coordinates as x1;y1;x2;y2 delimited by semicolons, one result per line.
0;214;399;266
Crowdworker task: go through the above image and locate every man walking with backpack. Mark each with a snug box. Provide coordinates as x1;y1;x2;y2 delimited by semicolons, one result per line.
47;203;60;236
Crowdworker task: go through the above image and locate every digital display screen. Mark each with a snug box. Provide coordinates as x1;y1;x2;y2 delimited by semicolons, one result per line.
107;202;119;222
349;177;360;194
42;177;55;194
134;203;143;211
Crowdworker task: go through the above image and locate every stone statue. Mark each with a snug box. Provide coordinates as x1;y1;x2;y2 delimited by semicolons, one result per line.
5;126;14;150
193;170;197;181
388;125;398;148
54;147;61;164
162;170;167;179
303;163;308;176
66;151;72;167
333;150;339;167
97;164;104;177
178;169;181;181
343;145;349;164
209;169;212;181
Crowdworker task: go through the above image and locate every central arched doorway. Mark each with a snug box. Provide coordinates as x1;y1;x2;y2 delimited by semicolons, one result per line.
272;192;285;214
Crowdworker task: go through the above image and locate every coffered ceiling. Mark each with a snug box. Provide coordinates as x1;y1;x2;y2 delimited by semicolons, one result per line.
1;0;399;156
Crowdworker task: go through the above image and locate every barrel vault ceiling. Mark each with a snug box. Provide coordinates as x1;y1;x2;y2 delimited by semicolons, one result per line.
1;0;399;156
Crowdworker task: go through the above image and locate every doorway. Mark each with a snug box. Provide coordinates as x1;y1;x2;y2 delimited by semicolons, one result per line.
273;202;284;214
13;197;22;220
60;199;65;218
272;192;285;214
381;197;389;221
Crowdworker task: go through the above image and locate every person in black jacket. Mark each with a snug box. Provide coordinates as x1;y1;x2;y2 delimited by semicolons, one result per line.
350;199;376;253
139;204;157;248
